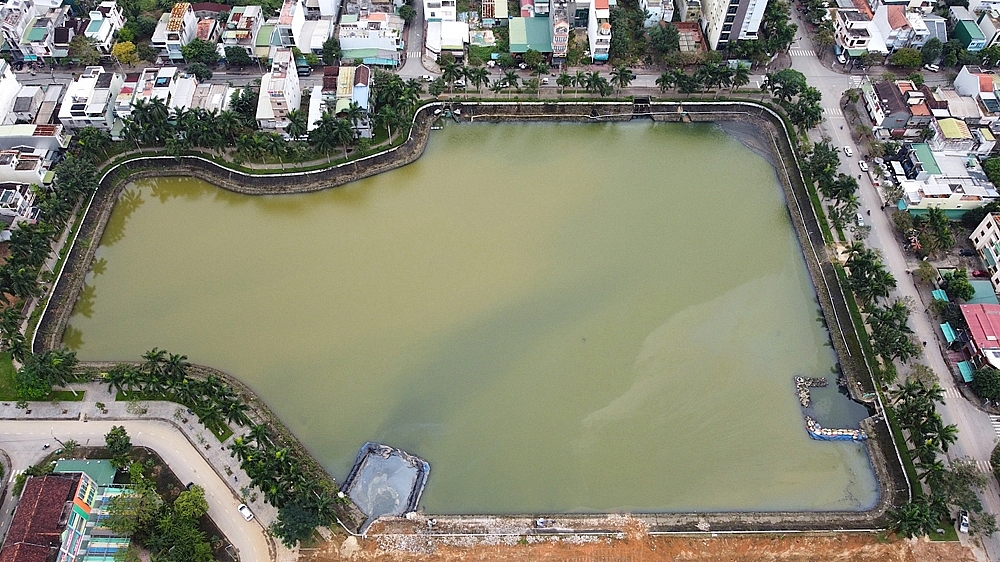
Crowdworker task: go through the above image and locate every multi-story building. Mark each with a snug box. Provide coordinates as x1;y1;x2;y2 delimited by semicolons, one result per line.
0;475;79;562
275;0;305;48
861;80;932;134
12;84;42;122
0;181;38;224
57;66;124;131
674;0;701;22
19;4;70;61
834;8;872;50
0;59;21;126
953;6;988;51
701;0;768;50
551;0;570;64
339;12;403;54
896;142;999;217
972;214;1000;293
256;48;300;132
587;0;609;61
151;2;198;62
423;0;456;21
978;9;1000;48
335;65;372;138
640;0;674;26
0;0;36;62
84;1;125;53
222;4;263;56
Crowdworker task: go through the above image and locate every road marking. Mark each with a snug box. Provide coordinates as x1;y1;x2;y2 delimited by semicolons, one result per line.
407;52;421;59
850;76;863;88
990;415;1000;438
978;459;994;474
790;49;816;57
822;107;842;116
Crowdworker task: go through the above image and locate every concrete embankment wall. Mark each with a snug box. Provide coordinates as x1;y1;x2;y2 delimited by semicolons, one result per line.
33;99;907;534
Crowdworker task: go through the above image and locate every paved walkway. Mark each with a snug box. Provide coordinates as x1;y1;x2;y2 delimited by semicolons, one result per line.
0;382;298;562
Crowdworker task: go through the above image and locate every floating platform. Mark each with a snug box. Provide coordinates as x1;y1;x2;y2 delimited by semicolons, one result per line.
804;416;867;442
341;442;430;533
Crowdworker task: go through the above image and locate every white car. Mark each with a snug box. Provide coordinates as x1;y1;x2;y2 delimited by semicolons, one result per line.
856;213;865;227
959;510;970;533
844;146;853;157
238;504;254;522
859;161;869;172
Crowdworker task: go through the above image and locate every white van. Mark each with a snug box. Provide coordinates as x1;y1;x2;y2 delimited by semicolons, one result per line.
924;63;940;72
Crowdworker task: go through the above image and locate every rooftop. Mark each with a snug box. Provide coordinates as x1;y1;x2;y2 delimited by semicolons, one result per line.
962;303;1000;349
0;475;79;562
166;2;190;32
53;459;117;486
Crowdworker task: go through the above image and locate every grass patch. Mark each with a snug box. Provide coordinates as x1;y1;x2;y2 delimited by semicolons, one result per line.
47;390;85;401
0;352;17;400
929;517;958;541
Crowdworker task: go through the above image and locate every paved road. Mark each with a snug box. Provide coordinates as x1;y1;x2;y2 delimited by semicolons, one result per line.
0;419;271;562
788;10;1000;560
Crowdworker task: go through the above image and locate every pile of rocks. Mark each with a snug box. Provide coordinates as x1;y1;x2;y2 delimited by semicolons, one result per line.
795;376;828;407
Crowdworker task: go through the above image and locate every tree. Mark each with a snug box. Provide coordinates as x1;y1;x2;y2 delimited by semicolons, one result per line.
14;365;50;401
973;367;1000;400
921;37;943;65
399;4;416;23
73;126;112;163
224;46;253;68
174;485;209;520
926;206;955;250
105;425;132;457
890;47;923;69
759;0;797;55
763;68;806;102
428;77;445;97
889;498;945;538
112;41;140;65
181;38;220;65
609;64;634;93
647;22;679;59
321;36;341;65
69;35;101;65
285;108;307;139
271;498;322;547
941;268;975;302
523;48;543;68
972;512;999;537
186;62;212;82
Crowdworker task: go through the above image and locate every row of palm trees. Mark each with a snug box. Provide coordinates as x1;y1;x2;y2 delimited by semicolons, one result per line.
105;348;251;433
805;141;861;233
0;156;100;364
655;63;752;94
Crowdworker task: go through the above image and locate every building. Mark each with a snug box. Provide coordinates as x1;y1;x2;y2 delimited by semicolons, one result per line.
972;214;1000;292
551;0;569;64
84;1;126;53
335;65;372;138
701;0;768;50
960;304;1000;369
675;0;701;22
923;13;947;43
256;48;300;132
954;65;1000;123
423;0;456;21
587;0;609;61
57;66;123;131
0;59;22;126
222;5;263;56
872;4;928;50
509;16;552;57
640;0;674;26
861;80;932;134
952;7;988;51
12;85;42;122
151;2;198;62
0;182;37;224
897;142;999;216
834;8;873;50
19;4;70;62
0;475;79;562
34;83;61;125
275;0;305;48
194;16;219;42
51;459;132;562
978;9;1000;48
0;0;38;63
338;12;403;64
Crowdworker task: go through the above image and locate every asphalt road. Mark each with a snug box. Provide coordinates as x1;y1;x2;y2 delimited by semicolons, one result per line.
0;419;270;562
788;10;1000;560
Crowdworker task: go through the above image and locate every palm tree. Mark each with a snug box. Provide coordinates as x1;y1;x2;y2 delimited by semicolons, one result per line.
556;72;571;96
609;65;634;94
441;61;462;92
502;70;519;97
285;109;307;140
731;64;751;91
466;66;489;92
330;118;355;161
310;112;340;161
656;71;675;93
375;105;403;141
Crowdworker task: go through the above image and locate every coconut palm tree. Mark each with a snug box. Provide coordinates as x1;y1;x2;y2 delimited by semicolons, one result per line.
285;109;308;140
556;72;571;96
656;70;675;93
609;64;634;94
330;118;355;161
731;64;751;91
310;112;340;160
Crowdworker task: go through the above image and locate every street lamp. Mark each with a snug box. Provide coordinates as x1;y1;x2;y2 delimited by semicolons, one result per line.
50;427;66;449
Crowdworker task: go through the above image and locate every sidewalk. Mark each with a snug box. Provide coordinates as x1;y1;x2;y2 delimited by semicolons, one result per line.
0;381;297;561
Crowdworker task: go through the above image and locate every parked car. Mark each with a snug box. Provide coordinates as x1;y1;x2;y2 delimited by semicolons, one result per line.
856;213;865;227
859;161;869;172
238;504;254;522
844;146;853;157
924;63;940;72
454;79;466;89
959;510;970;533
974;270;989;277
960;249;977;256
838;53;847;65
420;75;432;82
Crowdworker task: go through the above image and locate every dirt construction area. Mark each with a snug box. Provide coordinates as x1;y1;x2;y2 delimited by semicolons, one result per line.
302;532;978;562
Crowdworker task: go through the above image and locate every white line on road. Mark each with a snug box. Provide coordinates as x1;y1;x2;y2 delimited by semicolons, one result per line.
789;49;817;57
822;107;842;116
990;415;1000;438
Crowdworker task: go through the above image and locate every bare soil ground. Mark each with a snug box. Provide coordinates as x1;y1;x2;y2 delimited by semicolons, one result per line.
302;532;977;562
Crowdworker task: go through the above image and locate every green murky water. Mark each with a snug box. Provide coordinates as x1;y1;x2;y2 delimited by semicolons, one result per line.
65;122;878;513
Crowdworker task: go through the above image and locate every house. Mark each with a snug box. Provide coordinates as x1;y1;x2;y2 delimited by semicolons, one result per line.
861;80;933;134
587;0;609;61
12;85;42;122
834;8;873;50
959;304;1000;369
0;59;22;126
923;13;947;44
84;1;126;53
423;0;457;22
0;475;79;562
953;65;1000;123
34;83;61;125
194;16;219;42
19;4;70;61
0;122;71;158
222;5;263;56
57;66;124;131
640;0;674;27
952;7;988;51
151;2;198;62
275;0;305;49
509;16;552;58
0;182;37;225
971;213;1000;292
0;0;38;63
978;9;1000;48
700;0;768;49
551;0;570;64
674;0;701;23
50;459;132;562
929;117;977;151
334;65;372;138
256;48;300;132
338;12;403;64
897;143;999;216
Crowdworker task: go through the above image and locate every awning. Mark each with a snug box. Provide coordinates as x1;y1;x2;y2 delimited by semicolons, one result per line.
42;170;53;184
932;289;950;302
941;322;957;343
958;361;974;383
847;48;866;57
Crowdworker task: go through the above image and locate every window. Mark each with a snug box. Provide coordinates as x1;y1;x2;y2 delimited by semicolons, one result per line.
727;6;737;13
725;15;735;22
720;32;730;40
723;23;732;31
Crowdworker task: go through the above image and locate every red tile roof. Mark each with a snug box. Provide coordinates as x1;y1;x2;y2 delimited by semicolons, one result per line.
962;304;1000;350
887;5;909;30
0;475;78;562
